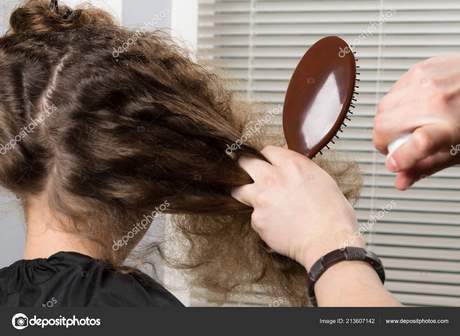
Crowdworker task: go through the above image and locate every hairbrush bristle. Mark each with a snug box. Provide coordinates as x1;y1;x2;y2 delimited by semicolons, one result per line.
317;54;359;157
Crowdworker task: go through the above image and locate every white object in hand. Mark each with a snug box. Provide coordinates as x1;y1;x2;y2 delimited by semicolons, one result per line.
387;133;411;158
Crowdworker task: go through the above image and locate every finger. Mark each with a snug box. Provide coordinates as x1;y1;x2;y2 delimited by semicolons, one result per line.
386;124;453;172
231;156;272;206
238;156;273;181
394;173;415;191
231;184;257;207
373;106;418;154
407;151;455;176
394;151;455;190
260;145;290;166
373;99;442;154
261;145;310;167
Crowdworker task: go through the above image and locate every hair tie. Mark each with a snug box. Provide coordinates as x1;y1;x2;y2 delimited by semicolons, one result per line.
49;0;59;13
49;0;74;20
63;8;74;20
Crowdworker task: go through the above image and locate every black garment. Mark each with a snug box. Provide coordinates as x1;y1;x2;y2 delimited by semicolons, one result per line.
0;251;184;307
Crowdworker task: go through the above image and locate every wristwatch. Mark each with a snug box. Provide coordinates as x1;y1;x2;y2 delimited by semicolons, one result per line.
307;246;385;307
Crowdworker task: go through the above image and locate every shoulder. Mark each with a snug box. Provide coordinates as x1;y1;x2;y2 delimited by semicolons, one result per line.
92;267;185;307
0;252;185;307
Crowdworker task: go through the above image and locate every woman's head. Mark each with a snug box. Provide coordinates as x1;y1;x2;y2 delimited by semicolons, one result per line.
0;0;361;305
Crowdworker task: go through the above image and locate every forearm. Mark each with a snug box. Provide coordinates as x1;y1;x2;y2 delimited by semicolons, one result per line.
312;260;401;307
301;232;401;307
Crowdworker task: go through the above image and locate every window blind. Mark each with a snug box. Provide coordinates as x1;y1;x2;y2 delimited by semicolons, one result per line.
195;0;460;306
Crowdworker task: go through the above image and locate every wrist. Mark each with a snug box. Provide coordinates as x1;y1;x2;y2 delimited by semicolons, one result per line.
313;260;384;306
300;230;365;271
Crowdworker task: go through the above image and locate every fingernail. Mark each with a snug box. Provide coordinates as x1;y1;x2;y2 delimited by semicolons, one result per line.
387;156;399;172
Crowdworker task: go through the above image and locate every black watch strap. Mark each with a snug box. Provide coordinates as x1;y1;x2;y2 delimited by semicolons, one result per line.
307;247;385;307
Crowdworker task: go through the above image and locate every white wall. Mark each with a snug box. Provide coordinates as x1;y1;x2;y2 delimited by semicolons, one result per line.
171;0;198;53
122;0;171;29
66;0;122;21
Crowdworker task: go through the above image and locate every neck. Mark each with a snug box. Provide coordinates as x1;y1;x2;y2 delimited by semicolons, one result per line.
23;194;101;260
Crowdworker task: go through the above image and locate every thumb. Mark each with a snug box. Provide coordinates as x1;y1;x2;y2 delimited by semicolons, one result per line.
386;123;454;172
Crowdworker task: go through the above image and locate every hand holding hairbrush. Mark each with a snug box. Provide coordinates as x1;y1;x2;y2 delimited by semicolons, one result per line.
283;36;358;158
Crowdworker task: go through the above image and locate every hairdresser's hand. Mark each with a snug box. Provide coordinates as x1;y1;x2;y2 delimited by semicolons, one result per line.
231;146;364;271
374;55;460;190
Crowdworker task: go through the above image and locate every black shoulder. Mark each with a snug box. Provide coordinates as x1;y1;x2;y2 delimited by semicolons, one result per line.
88;268;185;307
0;253;185;307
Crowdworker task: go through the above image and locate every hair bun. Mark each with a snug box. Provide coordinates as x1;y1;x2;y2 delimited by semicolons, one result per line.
9;0;115;34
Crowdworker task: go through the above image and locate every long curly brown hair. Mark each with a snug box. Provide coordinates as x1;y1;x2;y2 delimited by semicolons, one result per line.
0;0;361;306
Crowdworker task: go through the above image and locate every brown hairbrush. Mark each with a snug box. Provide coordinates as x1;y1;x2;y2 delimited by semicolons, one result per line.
283;36;358;158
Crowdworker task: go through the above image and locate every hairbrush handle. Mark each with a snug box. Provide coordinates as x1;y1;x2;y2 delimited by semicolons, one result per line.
387;133;411;157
